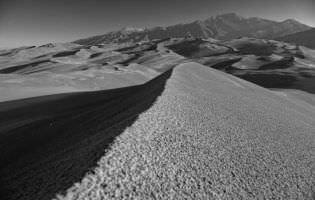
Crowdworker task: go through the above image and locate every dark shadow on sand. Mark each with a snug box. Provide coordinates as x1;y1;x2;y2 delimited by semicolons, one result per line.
235;73;298;89
0;60;51;74
0;69;173;200
234;71;315;95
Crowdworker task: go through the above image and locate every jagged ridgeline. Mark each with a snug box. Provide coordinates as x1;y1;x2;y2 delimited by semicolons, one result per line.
74;13;311;45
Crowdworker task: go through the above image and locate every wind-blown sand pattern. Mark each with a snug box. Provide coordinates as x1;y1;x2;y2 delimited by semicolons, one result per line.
51;63;315;200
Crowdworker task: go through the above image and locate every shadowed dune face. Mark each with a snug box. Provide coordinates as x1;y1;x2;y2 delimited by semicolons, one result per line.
167;39;231;58
0;69;173;200
0;60;51;74
236;72;297;88
224;38;277;56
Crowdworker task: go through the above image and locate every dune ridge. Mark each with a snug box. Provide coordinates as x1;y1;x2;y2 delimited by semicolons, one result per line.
53;62;315;200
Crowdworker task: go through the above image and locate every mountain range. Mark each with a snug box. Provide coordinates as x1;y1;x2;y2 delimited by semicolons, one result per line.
75;13;312;45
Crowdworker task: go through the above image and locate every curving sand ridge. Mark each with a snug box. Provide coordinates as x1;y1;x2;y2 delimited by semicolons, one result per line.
0;69;173;200
54;62;315;199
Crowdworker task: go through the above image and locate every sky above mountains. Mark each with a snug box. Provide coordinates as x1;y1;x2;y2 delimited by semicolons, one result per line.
0;0;314;48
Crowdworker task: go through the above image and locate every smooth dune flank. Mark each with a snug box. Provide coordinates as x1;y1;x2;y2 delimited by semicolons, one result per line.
52;62;315;200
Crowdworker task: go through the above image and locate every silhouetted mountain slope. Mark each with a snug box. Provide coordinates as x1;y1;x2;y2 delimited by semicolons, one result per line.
277;28;315;49
74;13;311;45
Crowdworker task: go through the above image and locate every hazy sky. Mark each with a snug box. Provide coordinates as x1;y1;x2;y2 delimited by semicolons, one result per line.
0;0;314;48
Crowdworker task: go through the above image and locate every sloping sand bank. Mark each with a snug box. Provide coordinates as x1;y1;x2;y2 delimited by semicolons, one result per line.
56;63;315;199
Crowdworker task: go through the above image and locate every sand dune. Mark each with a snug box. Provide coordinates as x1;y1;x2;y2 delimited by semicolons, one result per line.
1;37;314;102
0;41;182;101
1;37;315;199
2;62;312;199
0;69;173;200
49;62;315;200
167;38;315;94
167;38;232;58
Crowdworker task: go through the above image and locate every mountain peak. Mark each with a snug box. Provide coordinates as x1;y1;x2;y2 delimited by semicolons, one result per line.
281;19;301;25
119;27;144;33
216;13;244;19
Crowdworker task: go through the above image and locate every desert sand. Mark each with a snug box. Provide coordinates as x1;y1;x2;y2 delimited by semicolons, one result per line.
54;62;315;200
0;62;314;199
1;34;315;199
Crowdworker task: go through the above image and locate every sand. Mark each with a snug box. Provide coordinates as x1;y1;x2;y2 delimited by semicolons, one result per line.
53;62;315;200
1;62;313;199
0;69;173;200
1;38;315;199
0;41;184;102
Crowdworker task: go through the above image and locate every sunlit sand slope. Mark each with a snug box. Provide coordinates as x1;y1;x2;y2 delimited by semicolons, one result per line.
56;62;315;200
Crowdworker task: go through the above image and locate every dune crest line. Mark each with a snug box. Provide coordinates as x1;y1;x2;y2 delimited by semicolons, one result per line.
56;63;315;200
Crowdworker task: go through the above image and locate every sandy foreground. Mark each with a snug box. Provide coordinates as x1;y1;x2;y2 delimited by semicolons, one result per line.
0;62;315;199
57;63;315;200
